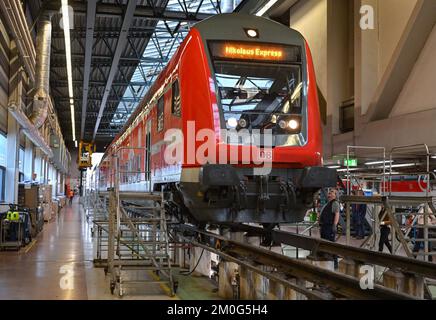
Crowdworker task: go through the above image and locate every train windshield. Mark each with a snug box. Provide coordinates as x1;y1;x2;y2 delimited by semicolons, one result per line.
212;60;306;146
209;41;306;146
214;61;302;119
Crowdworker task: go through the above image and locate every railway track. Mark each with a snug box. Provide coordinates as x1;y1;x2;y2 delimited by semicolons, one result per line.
221;223;436;280
104;194;435;299
173;225;421;300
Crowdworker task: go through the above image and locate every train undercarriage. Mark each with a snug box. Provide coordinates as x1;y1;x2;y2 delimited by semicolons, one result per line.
170;165;337;224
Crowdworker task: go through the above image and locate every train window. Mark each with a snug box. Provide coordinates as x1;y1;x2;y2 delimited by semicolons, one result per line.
171;80;181;117
157;96;164;132
214;61;302;123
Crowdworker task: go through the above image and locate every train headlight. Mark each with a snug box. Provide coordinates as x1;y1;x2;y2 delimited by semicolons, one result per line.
227;117;238;129
288;119;299;130
277;115;302;133
238;118;247;128
245;28;259;38
278;119;287;129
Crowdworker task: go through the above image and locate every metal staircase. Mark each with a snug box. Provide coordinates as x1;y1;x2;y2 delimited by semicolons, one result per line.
106;190;176;297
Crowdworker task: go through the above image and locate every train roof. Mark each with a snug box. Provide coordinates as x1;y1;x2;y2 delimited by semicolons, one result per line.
101;14;308;160
194;13;306;47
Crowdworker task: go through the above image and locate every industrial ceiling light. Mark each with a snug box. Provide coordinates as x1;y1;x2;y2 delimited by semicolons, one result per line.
62;0;75;142
255;0;279;16
337;168;359;172
390;163;416;168
70;104;76;141
382;163;417;169
365;160;393;166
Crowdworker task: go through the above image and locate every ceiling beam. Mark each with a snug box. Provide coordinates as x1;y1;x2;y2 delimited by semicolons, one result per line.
92;0;138;140
56;97;141;103
51;27;173;38
51;80;151;87
45;0;213;22
52;52;169;63
365;0;436;121
81;0;97;141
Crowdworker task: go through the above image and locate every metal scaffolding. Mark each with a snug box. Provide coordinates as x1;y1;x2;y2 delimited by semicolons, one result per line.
90;147;176;297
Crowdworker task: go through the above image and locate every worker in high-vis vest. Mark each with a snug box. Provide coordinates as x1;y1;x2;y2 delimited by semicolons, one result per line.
5;209;20;241
6;210;20;221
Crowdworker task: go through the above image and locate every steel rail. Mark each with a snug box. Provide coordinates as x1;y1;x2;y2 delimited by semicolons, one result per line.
177;227;416;300
222;223;436;280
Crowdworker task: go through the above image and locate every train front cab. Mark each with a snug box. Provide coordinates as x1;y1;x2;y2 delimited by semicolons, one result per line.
177;14;337;224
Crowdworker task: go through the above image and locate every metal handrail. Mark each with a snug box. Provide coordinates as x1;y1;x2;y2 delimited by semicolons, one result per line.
388;144;431;196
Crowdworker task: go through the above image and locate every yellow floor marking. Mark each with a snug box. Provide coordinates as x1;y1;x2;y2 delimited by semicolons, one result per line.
148;270;177;298
24;239;37;253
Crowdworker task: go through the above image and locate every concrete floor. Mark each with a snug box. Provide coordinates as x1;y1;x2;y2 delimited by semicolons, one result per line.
0;199;219;300
1;201;433;300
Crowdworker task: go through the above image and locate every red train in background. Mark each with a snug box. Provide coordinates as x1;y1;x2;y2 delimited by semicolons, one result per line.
95;13;337;224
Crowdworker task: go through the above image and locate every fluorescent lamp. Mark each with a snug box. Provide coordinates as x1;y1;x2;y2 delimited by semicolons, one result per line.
337;168;359;172
255;0;279;16
70;104;76;141
327;166;341;169
432;155;436;159
62;0;75;142
75;140;78;148
365;160;393;166
389;163;416;168
376;163;416;169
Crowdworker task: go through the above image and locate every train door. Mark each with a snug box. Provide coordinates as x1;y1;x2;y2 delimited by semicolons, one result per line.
145;120;152;191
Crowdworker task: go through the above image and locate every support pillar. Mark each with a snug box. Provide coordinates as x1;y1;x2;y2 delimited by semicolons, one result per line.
307;255;335;271
383;269;424;298
5;114;19;203
403;273;424;298
5;42;21;203
189;246;211;277
34;149;41;182
239;266;305;300
383;269;405;293
218;261;239;299
338;259;364;278
107;190;116;284
24;137;33;181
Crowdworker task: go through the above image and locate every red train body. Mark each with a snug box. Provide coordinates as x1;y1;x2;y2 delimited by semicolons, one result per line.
96;14;337;223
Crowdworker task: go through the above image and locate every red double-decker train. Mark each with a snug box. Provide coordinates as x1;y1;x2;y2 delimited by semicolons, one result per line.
95;13;337;224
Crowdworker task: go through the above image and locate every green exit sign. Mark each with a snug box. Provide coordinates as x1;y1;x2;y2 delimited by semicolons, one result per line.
344;159;358;167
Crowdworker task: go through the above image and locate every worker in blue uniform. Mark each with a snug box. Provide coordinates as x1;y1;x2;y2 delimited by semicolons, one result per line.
352;190;367;239
319;188;340;268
